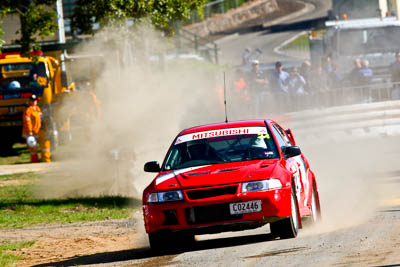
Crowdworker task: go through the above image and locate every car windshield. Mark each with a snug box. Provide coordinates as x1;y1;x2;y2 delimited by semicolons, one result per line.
0;62;47;90
163;126;279;171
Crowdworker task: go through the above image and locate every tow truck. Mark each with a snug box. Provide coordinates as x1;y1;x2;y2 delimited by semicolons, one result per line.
0;51;74;151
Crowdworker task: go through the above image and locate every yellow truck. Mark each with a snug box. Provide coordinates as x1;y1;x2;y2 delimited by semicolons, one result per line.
0;51;72;151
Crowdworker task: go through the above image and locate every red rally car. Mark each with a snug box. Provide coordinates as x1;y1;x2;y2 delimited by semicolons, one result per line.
142;120;321;250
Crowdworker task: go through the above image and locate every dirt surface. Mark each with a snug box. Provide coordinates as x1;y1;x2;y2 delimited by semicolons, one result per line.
3;203;399;267
0;214;147;267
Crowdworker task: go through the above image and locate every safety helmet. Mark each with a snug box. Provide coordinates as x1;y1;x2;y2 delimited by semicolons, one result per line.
26;136;38;148
9;81;21;89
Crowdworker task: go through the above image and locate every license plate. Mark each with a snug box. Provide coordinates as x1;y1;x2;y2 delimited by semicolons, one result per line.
229;200;262;215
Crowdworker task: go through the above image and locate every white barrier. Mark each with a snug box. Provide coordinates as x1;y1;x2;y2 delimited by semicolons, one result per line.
277;100;400;143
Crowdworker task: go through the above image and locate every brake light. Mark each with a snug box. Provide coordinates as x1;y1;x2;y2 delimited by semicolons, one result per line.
20;93;33;99
30;51;43;57
0;52;22;59
0;95;3;100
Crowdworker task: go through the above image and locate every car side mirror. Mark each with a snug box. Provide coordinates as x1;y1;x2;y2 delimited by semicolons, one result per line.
144;161;161;173
284;146;301;158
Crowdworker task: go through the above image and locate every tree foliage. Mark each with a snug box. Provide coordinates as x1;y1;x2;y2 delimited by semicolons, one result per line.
72;0;206;35
0;0;58;54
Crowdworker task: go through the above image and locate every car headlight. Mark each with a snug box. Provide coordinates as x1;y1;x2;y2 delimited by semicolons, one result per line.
147;190;184;203
241;179;282;193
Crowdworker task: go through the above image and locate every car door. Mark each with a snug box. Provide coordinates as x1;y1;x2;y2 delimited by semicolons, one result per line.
270;123;309;211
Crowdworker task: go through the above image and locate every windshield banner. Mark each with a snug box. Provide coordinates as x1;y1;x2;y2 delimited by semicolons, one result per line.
175;127;268;144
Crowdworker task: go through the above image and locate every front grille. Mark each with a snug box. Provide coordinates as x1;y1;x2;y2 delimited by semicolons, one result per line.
185;203;242;224
185;185;238;200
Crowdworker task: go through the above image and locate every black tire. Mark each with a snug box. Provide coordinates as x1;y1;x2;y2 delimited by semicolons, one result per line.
148;231;195;252
148;232;167;252
270;185;299;239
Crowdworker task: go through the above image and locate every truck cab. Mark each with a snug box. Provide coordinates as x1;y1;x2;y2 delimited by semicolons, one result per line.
0;51;69;150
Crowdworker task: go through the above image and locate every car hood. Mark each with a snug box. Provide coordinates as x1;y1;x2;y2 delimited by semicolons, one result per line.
155;159;279;190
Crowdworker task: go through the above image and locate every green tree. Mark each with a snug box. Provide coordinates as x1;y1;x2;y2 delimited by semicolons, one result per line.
0;0;58;54
72;0;205;35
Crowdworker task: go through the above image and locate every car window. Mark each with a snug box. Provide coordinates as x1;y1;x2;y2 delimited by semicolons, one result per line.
273;124;293;146
163;126;280;171
270;125;287;150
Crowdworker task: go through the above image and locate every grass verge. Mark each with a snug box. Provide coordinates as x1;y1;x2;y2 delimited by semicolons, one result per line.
0;173;138;229
281;33;310;52
0;241;34;267
0;172;37;180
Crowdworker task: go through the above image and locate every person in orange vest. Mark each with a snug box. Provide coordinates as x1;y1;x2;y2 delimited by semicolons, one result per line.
22;94;51;163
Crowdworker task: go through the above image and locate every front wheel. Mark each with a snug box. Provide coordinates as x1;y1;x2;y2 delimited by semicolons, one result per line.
270;185;299;239
148;231;195;253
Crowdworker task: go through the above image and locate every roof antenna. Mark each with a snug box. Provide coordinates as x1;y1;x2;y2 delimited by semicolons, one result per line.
224;72;228;123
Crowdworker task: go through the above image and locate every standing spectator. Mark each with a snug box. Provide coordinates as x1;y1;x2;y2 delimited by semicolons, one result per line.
321;56;333;74
269;61;290;112
390;51;400;100
22;94;51;163
270;61;289;94
242;48;251;65
288;67;307;110
288;67;307;95
308;64;329;107
358;59;373;103
246;60;269;90
245;60;269;116
300;60;312;89
328;62;343;89
347;58;363;86
359;59;373;83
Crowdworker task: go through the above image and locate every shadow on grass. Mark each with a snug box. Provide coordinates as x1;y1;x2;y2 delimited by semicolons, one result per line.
32;233;276;266
0;196;141;209
0;145;28;157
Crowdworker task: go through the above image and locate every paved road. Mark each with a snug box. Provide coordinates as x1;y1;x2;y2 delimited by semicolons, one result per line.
216;0;331;66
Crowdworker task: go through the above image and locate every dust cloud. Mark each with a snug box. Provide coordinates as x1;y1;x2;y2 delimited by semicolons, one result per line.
293;133;400;234
37;23;232;199
34;22;400;237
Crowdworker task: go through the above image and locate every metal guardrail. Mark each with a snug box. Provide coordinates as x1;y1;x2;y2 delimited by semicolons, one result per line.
281;100;400;143
189;0;252;23
252;82;400;116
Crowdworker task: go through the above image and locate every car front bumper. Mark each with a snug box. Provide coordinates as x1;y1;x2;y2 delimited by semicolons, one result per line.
143;186;292;234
